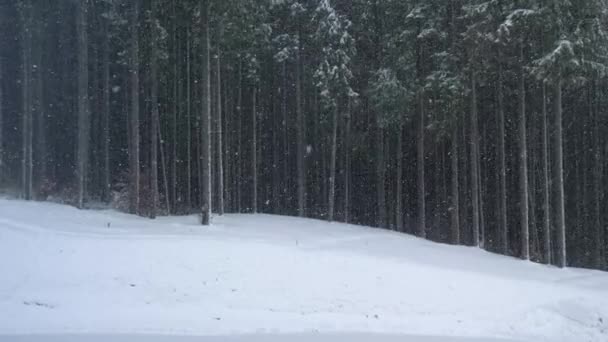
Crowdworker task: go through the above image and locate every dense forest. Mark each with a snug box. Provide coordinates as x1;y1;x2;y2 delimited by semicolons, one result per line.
0;0;607;270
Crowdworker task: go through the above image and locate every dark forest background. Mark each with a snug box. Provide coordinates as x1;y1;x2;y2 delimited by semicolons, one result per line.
1;0;608;270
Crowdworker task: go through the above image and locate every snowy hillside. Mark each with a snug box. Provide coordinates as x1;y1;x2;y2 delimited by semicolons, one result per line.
0;199;607;342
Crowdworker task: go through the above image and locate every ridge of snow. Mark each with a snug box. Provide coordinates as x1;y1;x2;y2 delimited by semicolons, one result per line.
0;199;607;341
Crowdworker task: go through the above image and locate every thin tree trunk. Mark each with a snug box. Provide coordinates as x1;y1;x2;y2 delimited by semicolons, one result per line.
171;0;178;213
296;38;306;217
448;0;459;244
236;60;242;213
272;65;281;213
77;0;90;209
158;116;170;215
129;0;140;215
451;120;460;244
0;56;3;184
344;98;352;223
101;16;111;203
149;1;159;219
252;85;258;214
417;91;426;238
200;0;211;225
21;1;33;201
281;61;289;209
554;76;567;268
186;30;192;210
377;125;387;228
541;82;551;264
328;105;338;222
497;53;508;254
518;44;530;260
592;79;603;269
470;72;480;247
396;121;404;232
33;20;46;197
216;45;224;215
223;71;231;212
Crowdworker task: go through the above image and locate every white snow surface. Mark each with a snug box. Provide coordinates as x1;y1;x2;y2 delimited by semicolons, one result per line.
0;198;607;342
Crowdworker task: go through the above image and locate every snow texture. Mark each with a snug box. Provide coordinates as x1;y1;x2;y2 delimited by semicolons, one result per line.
0;198;607;342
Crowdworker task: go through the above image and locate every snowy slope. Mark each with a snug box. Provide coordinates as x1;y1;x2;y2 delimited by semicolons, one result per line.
0;199;607;342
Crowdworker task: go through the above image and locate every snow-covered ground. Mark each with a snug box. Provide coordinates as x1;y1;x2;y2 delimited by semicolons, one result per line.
0;199;607;342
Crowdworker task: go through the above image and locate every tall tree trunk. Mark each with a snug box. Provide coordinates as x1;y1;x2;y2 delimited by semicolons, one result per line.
470;71;480;247
417;91;426;238
497;53;508;254
158;118;170;215
518;44;530;260
101;16;111;204
223;72;231;212
377;125;387;228
541;82;551;264
296;38;306;217
327;105;338;222
216;46;224;215
77;0;90;209
396;121;404;232
554;76;567;268
450;120;460;244
33;17;46;198
0;56;3;184
186;30;192;210
251;85;258;214
200;0;211;225
592;79;603;269
129;0;140;215
281;61;289;210
149;1;160;219
344;98;352;223
236;60;242;213
21;1;33;201
171;0;178;213
272;65;281;213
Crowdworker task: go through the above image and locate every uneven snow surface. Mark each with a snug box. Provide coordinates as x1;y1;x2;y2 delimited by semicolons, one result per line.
1;199;607;342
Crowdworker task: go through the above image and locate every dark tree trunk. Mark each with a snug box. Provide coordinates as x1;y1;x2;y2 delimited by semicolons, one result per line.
186;31;192;210
541;82;551;264
200;0;211;225
101;16;111;203
592;80;604;269
236;60;242;213
377;126;386;228
158;117;170;215
21;1;33;201
171;0;178;213
129;0;140;215
518;44;530;260
451;120;460;244
77;0;90;209
0;55;3;184
497;53;508;254
554;77;567;268
33;17;46;198
296;38;306;217
149;1;160;219
216;46;224;216
252;85;258;214
344;98;352;223
281;61;289;210
417;91;426;238
396;122;404;232
470;72;480;246
328;105;338;222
